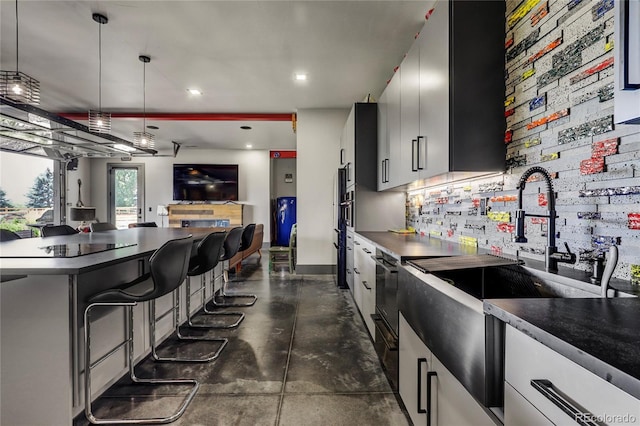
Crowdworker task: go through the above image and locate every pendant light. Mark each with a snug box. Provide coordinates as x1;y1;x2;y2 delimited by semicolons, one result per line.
0;0;40;104
133;55;155;149
88;13;111;133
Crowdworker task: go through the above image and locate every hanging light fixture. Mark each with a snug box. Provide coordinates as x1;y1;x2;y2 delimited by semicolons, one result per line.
133;55;155;149
88;13;111;133
0;0;40;104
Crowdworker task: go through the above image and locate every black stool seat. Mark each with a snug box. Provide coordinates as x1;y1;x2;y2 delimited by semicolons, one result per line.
41;225;78;237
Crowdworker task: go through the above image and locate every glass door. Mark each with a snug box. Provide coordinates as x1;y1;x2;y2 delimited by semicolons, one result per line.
107;164;145;229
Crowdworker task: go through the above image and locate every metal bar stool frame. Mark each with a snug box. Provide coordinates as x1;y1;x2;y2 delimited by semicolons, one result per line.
83;236;199;424
211;226;257;307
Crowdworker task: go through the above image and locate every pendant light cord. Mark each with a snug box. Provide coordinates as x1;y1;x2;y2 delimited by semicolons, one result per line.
142;61;146;130
98;19;102;111
15;0;19;72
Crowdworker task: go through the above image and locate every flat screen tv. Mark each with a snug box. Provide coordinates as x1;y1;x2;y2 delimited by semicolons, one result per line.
173;164;239;201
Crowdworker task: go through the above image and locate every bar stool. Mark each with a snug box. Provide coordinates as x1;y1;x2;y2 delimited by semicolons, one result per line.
128;222;158;228
183;230;244;329
83;236;198;424
0;229;21;241
213;226;257;307
90;222;117;232
41;224;79;237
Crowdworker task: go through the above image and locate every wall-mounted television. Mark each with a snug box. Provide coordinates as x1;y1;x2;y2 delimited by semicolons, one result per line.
173;164;239;201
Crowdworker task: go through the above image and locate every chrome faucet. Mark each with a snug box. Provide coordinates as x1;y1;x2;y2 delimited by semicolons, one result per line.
514;166;576;272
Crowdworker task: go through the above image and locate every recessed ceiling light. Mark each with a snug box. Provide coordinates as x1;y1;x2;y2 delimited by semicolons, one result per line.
187;88;202;95
246;144;253;149
240;125;252;130
295;73;307;81
146;125;159;130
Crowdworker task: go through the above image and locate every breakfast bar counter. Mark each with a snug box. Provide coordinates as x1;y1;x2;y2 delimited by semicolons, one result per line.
0;227;223;426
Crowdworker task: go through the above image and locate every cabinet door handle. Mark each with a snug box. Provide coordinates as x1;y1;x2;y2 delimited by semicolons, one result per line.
381;160;385;184
426;371;437;426
362;280;371;290
333;242;339;249
340;148;345;165
354;241;360;246
346;162;352;182
384;159;389;182
417;136;425;170
362;248;371;254
417;358;428;414
354;268;360;274
530;379;599;426
411;139;418;172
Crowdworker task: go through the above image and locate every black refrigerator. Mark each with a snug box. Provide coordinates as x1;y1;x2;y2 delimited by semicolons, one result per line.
336;167;348;289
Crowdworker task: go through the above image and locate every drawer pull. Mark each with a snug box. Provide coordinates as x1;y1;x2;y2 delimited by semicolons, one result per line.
417;358;428;414
362;280;371;291
426;371;437;426
362;248;371;254
530;379;600;426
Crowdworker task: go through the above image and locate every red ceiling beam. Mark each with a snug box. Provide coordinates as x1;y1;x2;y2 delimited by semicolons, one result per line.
57;112;294;121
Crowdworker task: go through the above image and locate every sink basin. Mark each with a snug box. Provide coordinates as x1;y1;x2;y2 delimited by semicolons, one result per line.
397;262;632;411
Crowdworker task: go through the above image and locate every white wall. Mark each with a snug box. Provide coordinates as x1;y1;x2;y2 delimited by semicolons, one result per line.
89;149;271;236
296;108;349;270
271;158;297;198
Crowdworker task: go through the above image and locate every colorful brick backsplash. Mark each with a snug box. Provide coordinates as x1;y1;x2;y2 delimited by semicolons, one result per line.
406;0;640;282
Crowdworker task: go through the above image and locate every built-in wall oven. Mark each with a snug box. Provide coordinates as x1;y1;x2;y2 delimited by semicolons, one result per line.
372;249;400;390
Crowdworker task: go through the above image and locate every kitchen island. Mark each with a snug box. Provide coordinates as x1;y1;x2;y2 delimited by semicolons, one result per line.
0;227;221;426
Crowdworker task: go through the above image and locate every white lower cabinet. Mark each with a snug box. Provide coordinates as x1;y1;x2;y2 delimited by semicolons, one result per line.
354;235;376;338
399;313;433;426
505;325;640;425
504;382;553;425
399;313;496;426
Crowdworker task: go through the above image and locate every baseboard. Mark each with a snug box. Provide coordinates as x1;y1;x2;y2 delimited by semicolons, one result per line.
295;264;335;274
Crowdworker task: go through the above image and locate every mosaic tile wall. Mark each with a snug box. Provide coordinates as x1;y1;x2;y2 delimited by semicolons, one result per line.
406;0;640;282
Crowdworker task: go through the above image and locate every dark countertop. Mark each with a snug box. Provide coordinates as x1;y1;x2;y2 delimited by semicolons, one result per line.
357;231;479;260
484;298;640;400
0;227;221;276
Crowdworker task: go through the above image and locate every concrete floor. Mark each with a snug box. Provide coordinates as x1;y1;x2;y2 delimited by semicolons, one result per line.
75;258;409;425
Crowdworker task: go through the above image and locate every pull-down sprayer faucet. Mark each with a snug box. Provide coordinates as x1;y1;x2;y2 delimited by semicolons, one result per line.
514;166;576;272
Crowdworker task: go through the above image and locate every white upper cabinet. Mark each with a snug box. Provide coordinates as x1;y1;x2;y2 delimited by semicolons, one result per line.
400;41;422;184
377;0;505;190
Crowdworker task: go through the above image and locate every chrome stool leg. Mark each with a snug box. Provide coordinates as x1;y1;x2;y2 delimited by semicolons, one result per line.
188;274;244;328
211;262;257;307
150;285;228;363
84;302;199;424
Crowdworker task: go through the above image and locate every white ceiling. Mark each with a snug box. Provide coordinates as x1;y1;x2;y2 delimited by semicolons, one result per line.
0;0;431;153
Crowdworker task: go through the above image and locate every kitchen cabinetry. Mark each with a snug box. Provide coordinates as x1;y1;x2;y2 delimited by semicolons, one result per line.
378;74;402;190
354;235;376;337
400;41;422;185
399;313;497;426
377;0;505;189
340;102;405;231
505;324;640;425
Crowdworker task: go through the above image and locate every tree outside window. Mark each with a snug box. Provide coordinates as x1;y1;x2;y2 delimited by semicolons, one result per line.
26;168;54;208
0;188;13;208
